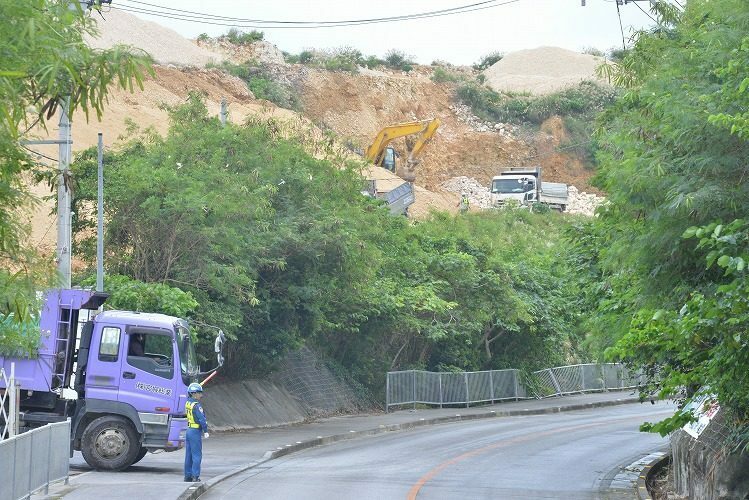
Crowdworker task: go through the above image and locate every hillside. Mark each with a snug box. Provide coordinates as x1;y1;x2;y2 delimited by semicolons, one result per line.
24;9;605;254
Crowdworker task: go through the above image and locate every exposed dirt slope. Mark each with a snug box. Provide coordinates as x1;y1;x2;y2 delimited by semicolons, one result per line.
24;66;301;256
300;69;596;192
26;11;603;255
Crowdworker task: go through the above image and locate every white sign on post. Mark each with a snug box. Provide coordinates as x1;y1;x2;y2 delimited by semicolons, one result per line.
683;393;720;439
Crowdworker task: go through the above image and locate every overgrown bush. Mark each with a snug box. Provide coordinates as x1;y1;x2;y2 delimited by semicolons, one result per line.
582;47;605;57
607;48;628;62
456;80;617;125
384;49;414;72
197;33;210;43
473;51;504;71
363;55;384;69
220;28;264;45
211;61;300;110
323;47;363;72
431;67;463;83
282;48;369;73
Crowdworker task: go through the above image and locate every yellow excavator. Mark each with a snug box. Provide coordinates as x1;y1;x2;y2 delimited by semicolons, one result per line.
364;118;440;182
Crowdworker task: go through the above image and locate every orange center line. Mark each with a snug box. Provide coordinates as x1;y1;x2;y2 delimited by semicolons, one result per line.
405;411;671;500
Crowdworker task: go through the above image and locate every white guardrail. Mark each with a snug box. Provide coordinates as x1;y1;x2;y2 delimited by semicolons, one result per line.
1;363;71;500
386;363;639;412
1;363;18;440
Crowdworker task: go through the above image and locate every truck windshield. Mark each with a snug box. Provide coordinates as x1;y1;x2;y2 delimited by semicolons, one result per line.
491;178;533;194
177;325;199;382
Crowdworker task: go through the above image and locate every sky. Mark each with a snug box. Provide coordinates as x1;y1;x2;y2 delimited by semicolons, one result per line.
114;0;657;66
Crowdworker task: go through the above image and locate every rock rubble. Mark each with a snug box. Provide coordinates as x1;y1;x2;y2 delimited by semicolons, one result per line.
448;103;516;137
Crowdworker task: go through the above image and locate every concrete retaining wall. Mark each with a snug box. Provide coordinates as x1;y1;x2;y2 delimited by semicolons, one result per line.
202;379;310;431
202;346;371;431
671;412;749;499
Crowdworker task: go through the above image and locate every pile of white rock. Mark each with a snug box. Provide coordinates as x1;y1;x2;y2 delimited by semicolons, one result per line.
448;103;516;137
440;176;497;209
440;176;607;216
566;186;607;216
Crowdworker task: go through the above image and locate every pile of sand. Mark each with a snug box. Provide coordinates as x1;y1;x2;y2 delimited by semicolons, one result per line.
85;9;224;66
482;46;607;95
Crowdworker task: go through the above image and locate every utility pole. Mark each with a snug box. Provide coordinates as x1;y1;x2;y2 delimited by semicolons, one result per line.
57;98;73;288
96;133;104;293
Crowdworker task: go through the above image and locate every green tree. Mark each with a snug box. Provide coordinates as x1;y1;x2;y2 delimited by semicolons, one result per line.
586;0;749;438
71;94;586;390
0;0;152;348
610;220;749;443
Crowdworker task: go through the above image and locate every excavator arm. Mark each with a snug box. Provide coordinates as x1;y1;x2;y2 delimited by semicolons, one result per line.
406;118;440;165
364;118;441;169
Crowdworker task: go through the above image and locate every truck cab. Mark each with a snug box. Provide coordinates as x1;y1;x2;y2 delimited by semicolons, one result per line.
491;167;568;211
1;288;222;471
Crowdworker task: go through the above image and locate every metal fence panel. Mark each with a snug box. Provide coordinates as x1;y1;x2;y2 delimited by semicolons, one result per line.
602;364;621;389
29;426;52;494
552;365;583;394
13;432;32;500
532;369;558;398
581;364;605;391
48;421;71;485
466;371;492;403
441;373;468;405
387;371;415;406
0;419;70;500
386;363;634;410
620;365;641;388
414;371;441;404
0;437;14;500
491;370;519;400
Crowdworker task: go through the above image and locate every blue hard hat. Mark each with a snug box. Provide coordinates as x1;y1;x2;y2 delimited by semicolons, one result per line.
188;382;203;393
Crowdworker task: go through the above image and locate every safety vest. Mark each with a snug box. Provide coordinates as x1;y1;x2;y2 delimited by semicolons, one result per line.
186;401;201;429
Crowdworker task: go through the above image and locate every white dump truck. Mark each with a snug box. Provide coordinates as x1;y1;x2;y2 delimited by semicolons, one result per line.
490;167;568;211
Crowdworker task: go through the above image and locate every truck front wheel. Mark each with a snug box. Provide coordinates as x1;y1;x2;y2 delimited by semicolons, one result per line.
81;415;140;471
132;447;148;464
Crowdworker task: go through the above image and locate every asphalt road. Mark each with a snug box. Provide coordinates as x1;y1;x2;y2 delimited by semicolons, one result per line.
200;402;672;500
41;393;667;500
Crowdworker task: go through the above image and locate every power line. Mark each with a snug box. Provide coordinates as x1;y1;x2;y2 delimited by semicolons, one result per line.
21;145;59;163
118;0;507;25
615;0;627;50
111;0;525;29
631;1;657;23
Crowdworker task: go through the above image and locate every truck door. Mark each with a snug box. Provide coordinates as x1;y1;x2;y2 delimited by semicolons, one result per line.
118;329;179;414
83;324;124;401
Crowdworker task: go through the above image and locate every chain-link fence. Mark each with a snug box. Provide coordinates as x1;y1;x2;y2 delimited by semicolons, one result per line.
0;419;71;500
386;363;638;411
1;363;18;440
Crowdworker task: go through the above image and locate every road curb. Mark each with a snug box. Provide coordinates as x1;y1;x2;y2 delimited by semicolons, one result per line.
637;452;671;499
177;395;640;499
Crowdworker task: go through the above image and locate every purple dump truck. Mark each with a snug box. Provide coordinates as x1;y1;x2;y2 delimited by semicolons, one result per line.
0;288;223;471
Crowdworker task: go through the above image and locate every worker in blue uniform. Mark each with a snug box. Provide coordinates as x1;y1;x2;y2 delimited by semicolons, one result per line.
184;382;209;482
